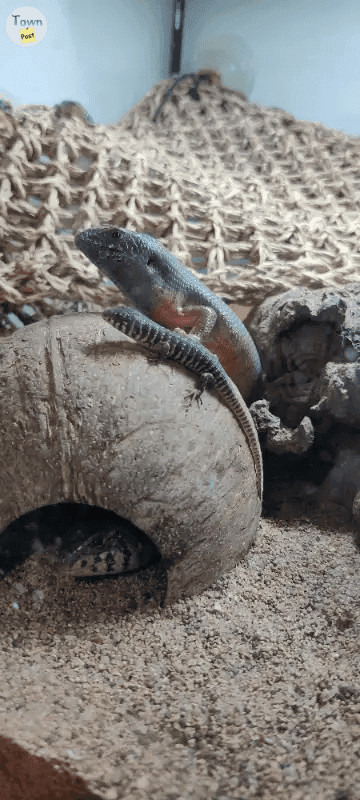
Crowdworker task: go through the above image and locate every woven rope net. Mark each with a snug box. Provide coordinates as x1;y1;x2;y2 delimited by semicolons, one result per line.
1;75;360;325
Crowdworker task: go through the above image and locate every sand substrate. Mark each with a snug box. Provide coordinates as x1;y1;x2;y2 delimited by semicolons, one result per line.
0;498;359;800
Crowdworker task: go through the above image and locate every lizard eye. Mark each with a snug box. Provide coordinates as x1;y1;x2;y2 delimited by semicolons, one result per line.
147;258;156;267
111;230;120;238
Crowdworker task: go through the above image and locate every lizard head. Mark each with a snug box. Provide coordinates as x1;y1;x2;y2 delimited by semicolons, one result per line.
75;227;182;314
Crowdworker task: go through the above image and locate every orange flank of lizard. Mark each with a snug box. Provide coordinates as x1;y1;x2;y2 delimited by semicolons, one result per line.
151;297;203;330
151;297;240;384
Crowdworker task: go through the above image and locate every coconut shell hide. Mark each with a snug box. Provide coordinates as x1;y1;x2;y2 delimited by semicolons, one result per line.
0;313;261;604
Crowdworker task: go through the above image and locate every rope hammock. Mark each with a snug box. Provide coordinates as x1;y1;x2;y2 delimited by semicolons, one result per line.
1;75;360;326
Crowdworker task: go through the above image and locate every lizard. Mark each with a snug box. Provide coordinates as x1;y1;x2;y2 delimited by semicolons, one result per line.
74;227;264;403
59;228;264;579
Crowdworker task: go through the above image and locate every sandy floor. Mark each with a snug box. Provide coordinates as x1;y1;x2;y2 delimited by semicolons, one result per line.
0;494;359;800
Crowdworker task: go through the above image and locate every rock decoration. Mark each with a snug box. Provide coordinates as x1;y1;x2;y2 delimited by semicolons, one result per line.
248;284;360;523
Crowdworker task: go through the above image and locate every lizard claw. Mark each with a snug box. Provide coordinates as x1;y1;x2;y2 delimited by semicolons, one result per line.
184;388;203;408
184;372;215;409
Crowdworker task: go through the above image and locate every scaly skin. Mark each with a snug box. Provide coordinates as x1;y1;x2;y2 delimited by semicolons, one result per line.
75;227;263;402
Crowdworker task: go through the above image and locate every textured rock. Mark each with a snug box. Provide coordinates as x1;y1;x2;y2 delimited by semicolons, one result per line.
250;399;314;455
318;438;360;524
248;283;360;521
